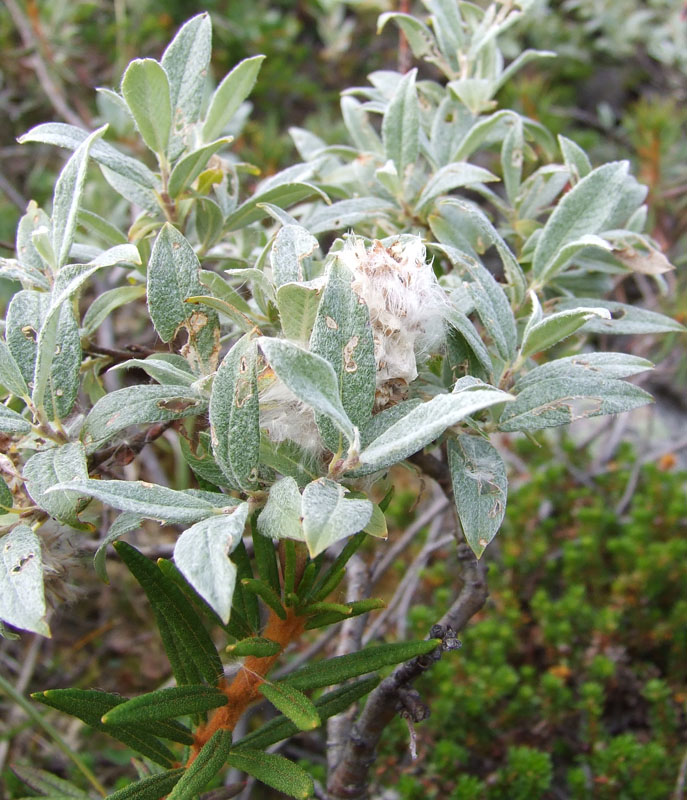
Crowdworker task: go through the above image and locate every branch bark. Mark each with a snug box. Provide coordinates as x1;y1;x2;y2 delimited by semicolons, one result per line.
326;544;488;799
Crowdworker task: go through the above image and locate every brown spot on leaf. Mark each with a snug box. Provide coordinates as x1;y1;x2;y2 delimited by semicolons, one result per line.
343;335;359;373
325;316;338;330
157;398;199;413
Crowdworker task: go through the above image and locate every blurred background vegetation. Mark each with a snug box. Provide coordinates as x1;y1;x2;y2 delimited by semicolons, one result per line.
1;1;685;798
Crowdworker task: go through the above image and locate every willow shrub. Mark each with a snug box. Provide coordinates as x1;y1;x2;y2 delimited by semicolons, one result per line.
0;2;684;798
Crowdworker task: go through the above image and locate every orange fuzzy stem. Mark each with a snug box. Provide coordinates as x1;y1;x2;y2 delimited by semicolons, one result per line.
188;609;306;762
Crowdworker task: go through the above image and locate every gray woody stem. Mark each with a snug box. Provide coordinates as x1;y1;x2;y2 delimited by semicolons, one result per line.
326;543;488;799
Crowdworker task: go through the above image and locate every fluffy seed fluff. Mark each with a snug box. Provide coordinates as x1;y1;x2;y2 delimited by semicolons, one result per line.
259;235;448;450
340;235;448;408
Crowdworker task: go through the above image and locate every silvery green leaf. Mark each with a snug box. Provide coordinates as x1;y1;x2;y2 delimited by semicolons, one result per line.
78;209;128;246
258;338;357;446
94;512;144;583
310;261;375;448
426;0;463;64
161;12;212;158
415;163;498;212
445;308;494;380
194;197;224;251
516;164;569;221
16;295;80;421
224;183;329;231
174;503;250;624
377;13;437;58
147;224;205;342
501;116;524;204
0;339;29;398
448;78;493;114
100;164;159;212
0;525;49;636
168;138;231;198
451;110;514;162
436;200;526;303
203;55;266;143
18;123;158;191
534;234;612;286
306;198;395;235
121;59;172;157
49;479;231;524
111;356;195;387
448;435;507;558
341;96;382;154
499;377;653;433
277;282;323;345
51;125;107;269
494;49;556;92
555;298;686;335
199;270;252;315
301;478;372;558
81;284;146;336
271;225;319;288
257;477;304;542
32;247;140;415
558;134;591;183
0;258;48;290
357;388;512;473
382;69;419;177
209;335;259;490
461;257;517;362
258;436;320;488
16;201;52;276
517;353;654;390
82;384;206;452
30;226;55;271
289;126;326;161
0;405;30;434
520;307;611;358
360;399;421;448
532;162;646;281
24;443;89;529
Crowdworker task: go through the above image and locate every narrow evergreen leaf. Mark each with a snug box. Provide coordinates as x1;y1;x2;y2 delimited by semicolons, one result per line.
33;689;176;767
235;676;380;750
230;541;260;632
167;729;233;800
241;579;287;620
114;541;223;685
226;750;313;800
102;685;228;725
105;769;185;800
10;765;91;799
227;637;282;657
285;639;440;691
258;682;320;731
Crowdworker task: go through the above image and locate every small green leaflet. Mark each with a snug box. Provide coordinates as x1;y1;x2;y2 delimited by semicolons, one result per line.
102;685;228;725
382;69;419;177
173;504;250;625
23;443;90;529
257;477;305;542
270;224;318;287
121;59;172;157
203;55;266;143
258;681;321;731
226;750;313;800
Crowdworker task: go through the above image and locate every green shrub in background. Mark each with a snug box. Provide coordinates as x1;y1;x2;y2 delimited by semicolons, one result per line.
375;439;686;799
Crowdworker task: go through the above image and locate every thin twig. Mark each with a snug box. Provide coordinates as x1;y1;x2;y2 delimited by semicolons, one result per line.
673;745;687;800
326;547;487;800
